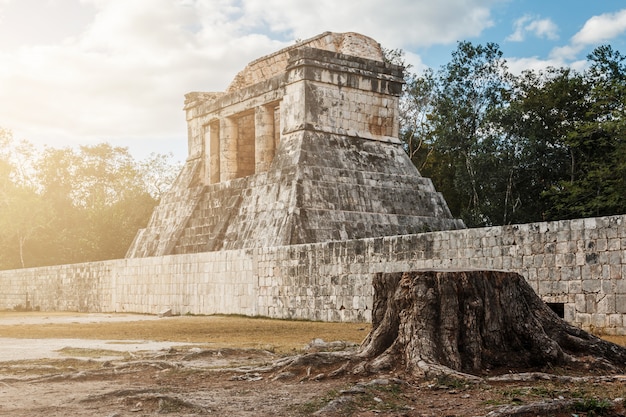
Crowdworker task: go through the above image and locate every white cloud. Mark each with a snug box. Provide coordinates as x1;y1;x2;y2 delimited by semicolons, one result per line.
544;9;626;70
549;44;582;62
526;18;559;40
0;0;95;50
241;0;499;49
0;0;287;158
506;15;558;42
572;9;626;45
505;55;591;75
0;0;504;160
404;51;430;75
506;16;529;42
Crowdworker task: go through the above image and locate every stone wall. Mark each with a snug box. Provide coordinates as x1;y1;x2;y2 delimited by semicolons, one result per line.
1;214;624;334
0;251;258;317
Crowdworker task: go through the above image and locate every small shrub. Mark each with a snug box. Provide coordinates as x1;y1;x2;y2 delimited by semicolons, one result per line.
573;397;613;416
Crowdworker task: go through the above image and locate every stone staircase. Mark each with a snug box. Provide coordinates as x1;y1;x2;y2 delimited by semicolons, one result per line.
156;132;465;255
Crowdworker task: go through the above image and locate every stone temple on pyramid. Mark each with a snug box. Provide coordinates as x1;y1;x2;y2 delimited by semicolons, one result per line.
126;31;464;258
1;32;624;333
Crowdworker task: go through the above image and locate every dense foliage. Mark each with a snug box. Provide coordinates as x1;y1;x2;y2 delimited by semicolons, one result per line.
398;43;626;227
0;131;180;270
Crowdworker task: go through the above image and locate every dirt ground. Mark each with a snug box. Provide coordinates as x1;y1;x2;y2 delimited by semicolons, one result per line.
0;312;625;417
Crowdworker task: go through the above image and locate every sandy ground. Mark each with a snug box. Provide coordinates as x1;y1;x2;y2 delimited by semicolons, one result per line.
1;312;625;417
0;337;205;361
0;313;204;362
0;312;159;325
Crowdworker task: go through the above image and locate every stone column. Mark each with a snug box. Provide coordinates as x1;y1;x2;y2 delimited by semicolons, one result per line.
220;117;238;181
255;105;276;173
274;105;281;150
187;119;203;160
206;121;220;184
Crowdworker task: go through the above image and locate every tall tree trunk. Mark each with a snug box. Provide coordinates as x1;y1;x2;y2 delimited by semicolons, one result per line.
18;232;26;268
357;270;626;378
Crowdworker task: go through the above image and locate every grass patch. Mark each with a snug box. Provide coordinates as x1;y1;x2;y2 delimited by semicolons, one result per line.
0;357;104;374
435;374;473;390
488;381;625;411
297;389;343;415
601;335;626;347
0;313;370;353
296;382;409;416
55;347;129;359
359;383;408;413
573;397;614;416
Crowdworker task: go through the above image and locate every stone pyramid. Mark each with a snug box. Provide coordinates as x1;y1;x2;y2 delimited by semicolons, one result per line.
126;32;464;258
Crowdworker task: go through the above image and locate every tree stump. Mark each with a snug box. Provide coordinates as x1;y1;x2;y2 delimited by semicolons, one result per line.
356;270;626;378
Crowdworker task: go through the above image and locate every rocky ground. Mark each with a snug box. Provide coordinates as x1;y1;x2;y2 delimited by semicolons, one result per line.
0;313;625;416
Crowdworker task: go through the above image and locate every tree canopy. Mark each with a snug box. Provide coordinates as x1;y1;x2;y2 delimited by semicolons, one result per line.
399;42;626;227
0;131;180;270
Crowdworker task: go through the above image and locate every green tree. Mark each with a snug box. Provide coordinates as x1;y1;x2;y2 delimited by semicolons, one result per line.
0;133;180;270
496;67;589;222
34;144;159;263
0;130;53;268
399;42;625;226
400;69;437;165
542;46;626;218
424;41;514;226
33;146;89;264
138;152;181;199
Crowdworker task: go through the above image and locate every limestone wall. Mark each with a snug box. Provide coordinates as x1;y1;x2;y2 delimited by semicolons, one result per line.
1;250;258;316
1;214;625;334
259;215;626;335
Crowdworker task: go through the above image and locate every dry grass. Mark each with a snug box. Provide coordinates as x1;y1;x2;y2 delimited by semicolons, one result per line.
0;312;371;353
601;335;626;346
1;311;624;354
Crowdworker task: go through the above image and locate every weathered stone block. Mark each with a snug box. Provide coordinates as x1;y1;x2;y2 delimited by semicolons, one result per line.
575;293;587;312
609;313;624;327
559;266;578;281
597;295;616;314
564;304;576;322
582;279;602;293
578;313;592;325
556;230;571;242
592;313;607;328
616;295;626;313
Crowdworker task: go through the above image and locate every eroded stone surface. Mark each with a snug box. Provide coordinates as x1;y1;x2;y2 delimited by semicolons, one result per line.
126;32;463;258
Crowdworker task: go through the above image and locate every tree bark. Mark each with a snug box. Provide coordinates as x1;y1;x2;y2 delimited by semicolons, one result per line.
357;270;626;378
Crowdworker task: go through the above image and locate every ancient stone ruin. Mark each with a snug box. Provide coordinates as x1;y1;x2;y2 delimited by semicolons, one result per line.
1;32;624;336
126;32;464;258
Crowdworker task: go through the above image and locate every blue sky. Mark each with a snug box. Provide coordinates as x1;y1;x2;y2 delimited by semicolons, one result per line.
0;0;625;162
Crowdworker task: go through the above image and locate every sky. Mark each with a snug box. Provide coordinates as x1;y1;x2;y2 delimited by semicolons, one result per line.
1;0;625;163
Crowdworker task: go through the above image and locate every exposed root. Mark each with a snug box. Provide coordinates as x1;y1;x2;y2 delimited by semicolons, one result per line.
486;372;626;383
80;388;210;413
110;359;181;371
485;399;577;417
154;394;209;414
414;360;483;382
80;388;164;402
227;351;351;378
